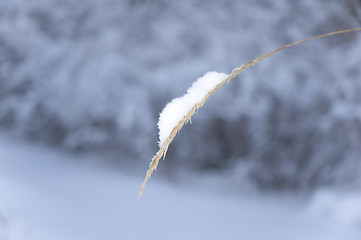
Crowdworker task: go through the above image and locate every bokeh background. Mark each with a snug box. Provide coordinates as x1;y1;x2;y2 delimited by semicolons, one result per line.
1;0;361;239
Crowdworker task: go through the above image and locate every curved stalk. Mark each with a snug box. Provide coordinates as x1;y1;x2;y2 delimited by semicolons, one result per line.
139;27;361;198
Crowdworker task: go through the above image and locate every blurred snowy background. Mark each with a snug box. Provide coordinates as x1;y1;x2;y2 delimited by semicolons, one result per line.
1;0;361;239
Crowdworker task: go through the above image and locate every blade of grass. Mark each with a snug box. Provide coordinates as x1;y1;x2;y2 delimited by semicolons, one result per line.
139;27;361;198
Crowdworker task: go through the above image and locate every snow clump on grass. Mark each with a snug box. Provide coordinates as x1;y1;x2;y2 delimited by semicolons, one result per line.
139;27;361;197
158;72;228;147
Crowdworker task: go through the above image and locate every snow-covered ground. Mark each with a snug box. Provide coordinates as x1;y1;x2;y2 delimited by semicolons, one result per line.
0;134;360;240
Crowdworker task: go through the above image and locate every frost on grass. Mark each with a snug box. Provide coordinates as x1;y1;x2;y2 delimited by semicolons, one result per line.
157;71;228;147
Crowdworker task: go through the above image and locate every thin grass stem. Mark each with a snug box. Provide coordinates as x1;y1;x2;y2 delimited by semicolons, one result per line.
139;27;361;198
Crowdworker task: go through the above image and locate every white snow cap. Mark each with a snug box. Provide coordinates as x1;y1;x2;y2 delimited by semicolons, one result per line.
157;71;228;147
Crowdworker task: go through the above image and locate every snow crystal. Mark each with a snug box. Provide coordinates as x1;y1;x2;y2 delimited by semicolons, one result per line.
157;71;228;147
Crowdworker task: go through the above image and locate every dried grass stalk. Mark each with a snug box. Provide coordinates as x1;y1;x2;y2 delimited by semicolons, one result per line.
139;27;361;197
